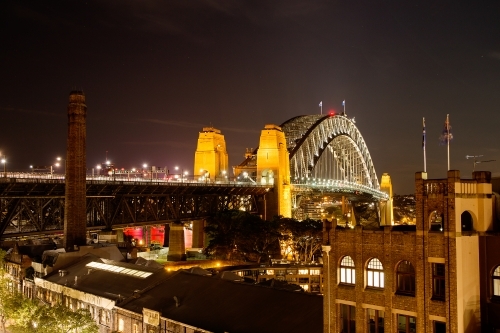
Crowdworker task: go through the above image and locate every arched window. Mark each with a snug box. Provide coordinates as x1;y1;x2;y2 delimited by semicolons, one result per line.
429;210;443;231
339;256;355;285
493;266;500;297
461;211;473;232
396;260;415;296
367;258;384;288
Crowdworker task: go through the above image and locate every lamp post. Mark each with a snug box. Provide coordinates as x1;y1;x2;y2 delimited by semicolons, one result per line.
56;156;66;175
142;163;149;181
1;156;6;177
322;244;331;333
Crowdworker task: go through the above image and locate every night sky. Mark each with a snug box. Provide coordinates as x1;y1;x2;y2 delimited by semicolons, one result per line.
1;1;499;194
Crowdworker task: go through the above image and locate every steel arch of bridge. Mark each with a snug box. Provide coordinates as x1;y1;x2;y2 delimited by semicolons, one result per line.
280;114;384;199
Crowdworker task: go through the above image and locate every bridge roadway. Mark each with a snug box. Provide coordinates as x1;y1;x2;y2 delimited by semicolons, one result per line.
0;173;271;239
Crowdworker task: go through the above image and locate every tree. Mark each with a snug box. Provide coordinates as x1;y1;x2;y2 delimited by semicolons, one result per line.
29;304;98;333
235;216;280;263
204;210;280;262
274;217;323;262
0;249;98;333
0;249;20;333
204;210;241;260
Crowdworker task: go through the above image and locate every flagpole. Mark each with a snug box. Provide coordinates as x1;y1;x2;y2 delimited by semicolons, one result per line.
319;101;322;115
423;117;427;173
343;100;345;115
447;114;450;170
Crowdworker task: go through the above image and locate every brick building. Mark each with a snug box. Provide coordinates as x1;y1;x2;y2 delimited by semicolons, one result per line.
32;250;322;333
322;170;500;332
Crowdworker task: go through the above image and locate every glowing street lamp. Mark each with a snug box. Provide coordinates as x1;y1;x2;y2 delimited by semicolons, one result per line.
1;157;6;177
56;156;66;174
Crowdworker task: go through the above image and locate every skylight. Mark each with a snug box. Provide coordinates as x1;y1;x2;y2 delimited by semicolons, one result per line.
86;262;153;279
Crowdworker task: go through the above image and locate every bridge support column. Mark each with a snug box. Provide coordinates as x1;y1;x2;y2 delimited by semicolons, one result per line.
144;226;151;248
167;222;186;261
191;219;205;248
163;223;170;247
380;173;393;225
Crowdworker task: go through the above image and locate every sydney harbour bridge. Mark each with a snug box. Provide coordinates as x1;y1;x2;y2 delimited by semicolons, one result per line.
0;112;390;240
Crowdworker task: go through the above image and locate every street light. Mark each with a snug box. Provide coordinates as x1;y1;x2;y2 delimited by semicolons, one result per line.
56;156;66;175
1;157;6;177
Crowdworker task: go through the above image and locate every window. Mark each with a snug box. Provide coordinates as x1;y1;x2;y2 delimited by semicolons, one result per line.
367;258;384;288
118;318;124;332
429;210;443;231
339;304;356;333
133;324;138;333
432;263;445;300
397;314;416;333
434;321;446;333
367;309;384;333
493;266;500;297
340;256;355;284
396;261;415;296
461;211;473;231
310;269;320;275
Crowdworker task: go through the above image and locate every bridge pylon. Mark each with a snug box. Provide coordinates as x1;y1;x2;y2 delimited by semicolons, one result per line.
379;173;394;225
194;127;228;182
256;124;291;218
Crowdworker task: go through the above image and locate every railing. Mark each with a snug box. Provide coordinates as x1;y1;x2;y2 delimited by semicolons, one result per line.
292;179;388;200
0;172;269;187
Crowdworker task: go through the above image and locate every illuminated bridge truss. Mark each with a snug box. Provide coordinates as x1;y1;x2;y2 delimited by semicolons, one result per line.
280;114;387;201
0;179;270;239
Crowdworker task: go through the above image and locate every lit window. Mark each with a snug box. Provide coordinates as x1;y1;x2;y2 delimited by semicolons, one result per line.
396;260;415;296
298;269;309;275
432;263;445;300
493;265;500;297
118;318;124;332
310;269;320;275
266;270;274;275
367;258;384;288
339;256;355;285
133;324;138;333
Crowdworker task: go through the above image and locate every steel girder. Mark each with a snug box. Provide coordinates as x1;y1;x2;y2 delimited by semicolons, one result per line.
280;114;380;190
0;178;270;238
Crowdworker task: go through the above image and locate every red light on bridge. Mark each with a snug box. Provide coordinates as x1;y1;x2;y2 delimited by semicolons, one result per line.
329;110;336;116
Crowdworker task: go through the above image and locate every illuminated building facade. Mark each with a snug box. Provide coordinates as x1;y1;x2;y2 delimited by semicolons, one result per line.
323;170;500;332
